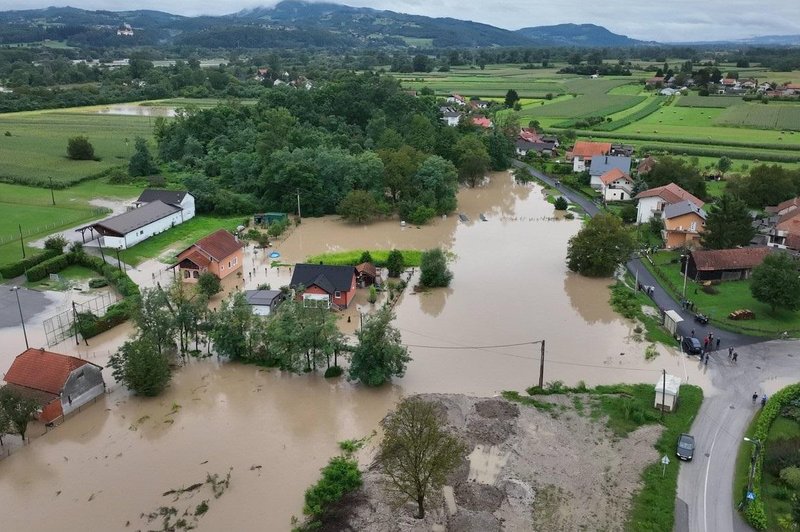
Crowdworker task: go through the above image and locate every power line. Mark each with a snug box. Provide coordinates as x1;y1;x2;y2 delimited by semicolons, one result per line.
403;341;538;350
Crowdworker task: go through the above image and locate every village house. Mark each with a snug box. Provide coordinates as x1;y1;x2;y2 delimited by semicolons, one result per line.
445;93;466;106
598;168;635;201
439;106;463;127
469;99;491;109
2;348;105;424
116;23;134;36
290;264;358;309
173;229;244;282
134;189;196;218
244;289;286;316
634;182;705;224
472;116;493;129
646;76;665;87
515;139;556;157
662;200;707;249
686;247;772;282
636;156;657;175
589;155;632;189
568;140;612;172
356;262;379;287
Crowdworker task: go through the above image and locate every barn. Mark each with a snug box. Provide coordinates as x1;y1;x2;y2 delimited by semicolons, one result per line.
687;247;772;282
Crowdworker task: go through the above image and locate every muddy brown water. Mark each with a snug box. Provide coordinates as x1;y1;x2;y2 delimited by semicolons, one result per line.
0;171;713;530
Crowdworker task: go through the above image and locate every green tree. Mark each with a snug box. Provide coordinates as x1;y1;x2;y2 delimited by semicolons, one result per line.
196;271;222;299
412;156;458;215
419;248;453;288
554;196;569;210
108;337;171;396
386;249;405;277
504;89;520;108
128;136;158;177
359;251;374;264
264;298;341;371
701;195;755;249
646;156;706;200
455;136;490;187
167;282;208;356
0;387;40;442
566;213;635;277
750;253;800;313
0;400;9;446
133;288;177;356
349;307;410;387
379;145;423;202
66;135;95;160
377;398;464;518
43;235;68;252
337;190;380;224
210;292;254;360
717;156;733;176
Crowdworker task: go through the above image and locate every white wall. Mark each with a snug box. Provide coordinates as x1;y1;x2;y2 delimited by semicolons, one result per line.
590;175;603;189
251;305;272;316
637;196;663;224
103;210;186;249
180;194;196;221
573;158;586;172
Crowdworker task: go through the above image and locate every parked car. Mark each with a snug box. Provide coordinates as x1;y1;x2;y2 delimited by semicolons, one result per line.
682;336;702;355
677;433;695;461
694;313;709;325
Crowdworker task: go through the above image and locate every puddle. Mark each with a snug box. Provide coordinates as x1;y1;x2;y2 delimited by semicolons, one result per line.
467;444;509;484
0;170;713;529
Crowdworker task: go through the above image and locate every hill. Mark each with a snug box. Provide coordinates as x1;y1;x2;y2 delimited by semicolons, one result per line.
515;23;645;47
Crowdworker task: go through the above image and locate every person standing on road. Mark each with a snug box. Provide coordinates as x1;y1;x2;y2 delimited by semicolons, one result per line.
732;351;738;363
752;392;758;404
691;329;696;338
716;338;721;351
728;346;734;359
761;394;768;408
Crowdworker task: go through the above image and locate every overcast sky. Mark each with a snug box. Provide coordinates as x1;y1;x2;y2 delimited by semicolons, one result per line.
5;0;800;42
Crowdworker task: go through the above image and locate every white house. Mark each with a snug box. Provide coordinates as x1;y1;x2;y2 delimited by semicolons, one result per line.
134;189;195;222
589;155;632;189
91;200;185;250
634;182;705;224
445;93;466;105
598;168;634;201
244;290;286;316
439;107;463;127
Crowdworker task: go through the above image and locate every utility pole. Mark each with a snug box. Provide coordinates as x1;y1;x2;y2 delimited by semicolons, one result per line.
682;255;689;299
296;189;301;220
49;177;55;205
11;286;29;349
115;247;123;272
538;340;546;388
18;224;25;259
661;369;667;419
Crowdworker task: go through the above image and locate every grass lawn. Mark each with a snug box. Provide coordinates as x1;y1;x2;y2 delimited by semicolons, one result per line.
306;249;423;267
116;215;244;266
645;251;800;336
0;108;154;185
26;264;98;291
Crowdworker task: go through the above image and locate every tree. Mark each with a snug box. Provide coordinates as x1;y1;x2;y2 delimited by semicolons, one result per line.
209;292;254;360
378;398;464;519
717;156;733;176
66;135;95;160
554;196;569;210
419;248;452;288
0;387;39;442
504;89;520;108
701;195;755;249
359;251;373;264
43;235;68;253
566;213;635;277
646;156;706;199
337;190;380;224
0;399;9;446
412;156;458;215
196;271;222;298
128;136;158;177
133;288;177;356
455;136;490;187
750;253;800;313
349;307;410;387
386;249;405;277
108;337;171;396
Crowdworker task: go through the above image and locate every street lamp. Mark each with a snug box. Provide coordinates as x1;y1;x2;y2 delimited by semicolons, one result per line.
743;437;762;506
10;286;29;349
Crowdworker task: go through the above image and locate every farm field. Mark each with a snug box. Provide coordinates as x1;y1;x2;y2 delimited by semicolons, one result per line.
0;108;154;186
715;104;800;131
675;95;744;108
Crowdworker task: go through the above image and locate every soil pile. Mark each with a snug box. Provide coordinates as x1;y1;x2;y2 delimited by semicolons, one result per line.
336;393;661;531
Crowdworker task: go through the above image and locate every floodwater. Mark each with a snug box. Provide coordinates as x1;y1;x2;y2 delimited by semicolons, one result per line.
96;104;177;117
0;171;713;530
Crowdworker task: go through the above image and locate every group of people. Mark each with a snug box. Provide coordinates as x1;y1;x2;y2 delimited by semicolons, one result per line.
680;299;696;312
752;392;768;407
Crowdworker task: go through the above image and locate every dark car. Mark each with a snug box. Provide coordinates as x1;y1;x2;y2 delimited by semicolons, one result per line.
682;336;702;355
694;313;709;325
677;433;695;461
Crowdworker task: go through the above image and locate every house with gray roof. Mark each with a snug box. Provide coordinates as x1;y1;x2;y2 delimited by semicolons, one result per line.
244;289;286;316
589;155;633;189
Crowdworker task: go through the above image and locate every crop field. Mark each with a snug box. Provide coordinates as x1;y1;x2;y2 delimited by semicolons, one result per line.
0;109;154;186
527;94;644;118
675;95;744;108
715;104;800;131
401;77;565;98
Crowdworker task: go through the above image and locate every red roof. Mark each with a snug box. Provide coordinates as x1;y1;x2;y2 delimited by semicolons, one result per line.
519;128;542;143
178;229;243;263
572;141;611;160
690;247;770;272
637;156;656;175
472;116;493;128
600;168;631;185
785;83;800;90
182;249;212;268
634;182;705;208
767;196;800;215
722;78;737;85
355;262;377;277
4;348;99;395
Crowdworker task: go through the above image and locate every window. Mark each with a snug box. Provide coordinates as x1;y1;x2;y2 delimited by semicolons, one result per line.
233;256;238;266
183;270;190;279
193;271;199;278
334;291;342;299
690;221;697;232
228;261;232;268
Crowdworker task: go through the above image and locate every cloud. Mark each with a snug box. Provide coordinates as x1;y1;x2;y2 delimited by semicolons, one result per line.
2;0;798;41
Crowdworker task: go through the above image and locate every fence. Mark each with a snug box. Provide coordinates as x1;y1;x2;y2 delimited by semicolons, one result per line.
42;291;120;347
0;208;109;246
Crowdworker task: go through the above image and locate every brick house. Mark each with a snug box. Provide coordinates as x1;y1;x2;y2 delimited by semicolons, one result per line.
290;264;357;309
662;200;707;249
174;229;244;282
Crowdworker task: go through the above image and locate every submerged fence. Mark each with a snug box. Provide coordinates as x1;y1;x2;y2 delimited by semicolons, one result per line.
42;291;120;347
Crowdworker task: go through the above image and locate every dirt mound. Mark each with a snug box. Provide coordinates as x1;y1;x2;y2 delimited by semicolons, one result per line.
340;393;661;531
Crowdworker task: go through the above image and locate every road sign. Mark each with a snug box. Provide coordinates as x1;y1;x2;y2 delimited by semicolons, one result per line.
661;455;670;465
747;492;756;501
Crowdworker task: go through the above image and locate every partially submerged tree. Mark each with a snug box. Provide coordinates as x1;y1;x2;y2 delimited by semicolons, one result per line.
750;252;800;313
338;190;381;224
133;287;177;356
419;248;453;288
108;336;171;396
455;136;490;187
378;398;465;518
349;306;410;387
196;271;222;299
209;292;254;360
566;212;635;277
0;387;40;442
386;249;405;278
701;195;755;250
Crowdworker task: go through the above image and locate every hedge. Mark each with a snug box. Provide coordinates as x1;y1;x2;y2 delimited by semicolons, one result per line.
76;301;130;339
25;253;73;282
0;249;61;279
743;383;800;530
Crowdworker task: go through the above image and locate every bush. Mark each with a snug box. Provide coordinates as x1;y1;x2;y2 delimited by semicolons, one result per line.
26;252;72;282
43;235;68;253
554;196;569;210
780;466;800;490
302;456;362;518
0;249;60;279
66;135;95;160
764;437;800;476
408;205;436;225
419;248;452;288
323;366;343;378
88;278;109;288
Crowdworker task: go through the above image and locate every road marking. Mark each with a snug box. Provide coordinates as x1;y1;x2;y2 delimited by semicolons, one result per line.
703;405;730;532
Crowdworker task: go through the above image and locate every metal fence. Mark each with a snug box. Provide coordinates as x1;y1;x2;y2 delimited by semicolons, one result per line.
42;291;120;347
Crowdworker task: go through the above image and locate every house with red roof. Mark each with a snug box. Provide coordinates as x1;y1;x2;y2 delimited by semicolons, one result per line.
173;229;244;282
598;168;635;201
568;141;612;172
687;247;772;282
634;182;705;224
2;348;105;424
471;116;493;129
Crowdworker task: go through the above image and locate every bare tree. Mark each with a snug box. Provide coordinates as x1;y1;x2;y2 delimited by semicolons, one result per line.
377;398;465;518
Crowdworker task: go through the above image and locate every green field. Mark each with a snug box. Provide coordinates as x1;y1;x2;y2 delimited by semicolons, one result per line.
675;95;744;108
116;215;244;266
716;104;800;131
0;108;155;186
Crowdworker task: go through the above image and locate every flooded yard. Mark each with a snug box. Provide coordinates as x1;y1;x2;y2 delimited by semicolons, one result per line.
0;171;713;530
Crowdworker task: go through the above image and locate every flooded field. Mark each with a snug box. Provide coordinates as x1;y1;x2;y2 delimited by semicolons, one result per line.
0;171;713;530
